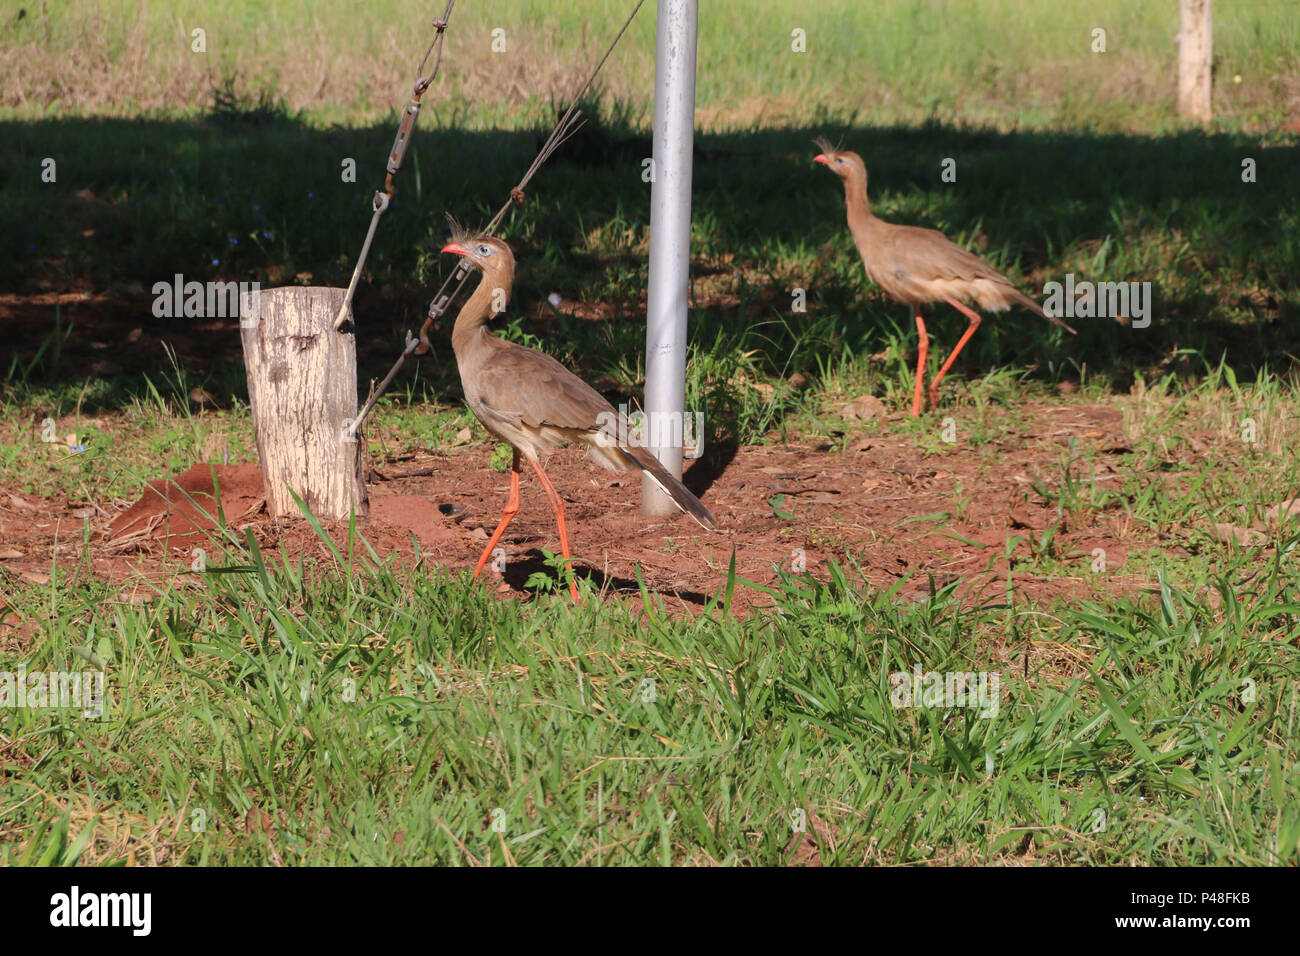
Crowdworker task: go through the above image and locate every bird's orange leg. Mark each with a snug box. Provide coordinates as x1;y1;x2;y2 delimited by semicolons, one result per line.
912;312;929;417
929;298;982;410
474;449;521;582
527;457;582;603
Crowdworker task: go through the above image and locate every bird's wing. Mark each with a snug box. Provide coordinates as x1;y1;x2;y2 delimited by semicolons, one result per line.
880;224;1075;332
882;224;1009;285
473;340;718;530
474;340;618;438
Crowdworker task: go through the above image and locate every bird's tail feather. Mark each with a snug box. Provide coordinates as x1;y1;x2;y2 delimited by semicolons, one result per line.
619;445;717;531
1016;289;1076;334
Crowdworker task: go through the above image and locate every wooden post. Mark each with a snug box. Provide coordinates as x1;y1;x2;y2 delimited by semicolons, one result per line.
239;286;368;520
1178;0;1212;125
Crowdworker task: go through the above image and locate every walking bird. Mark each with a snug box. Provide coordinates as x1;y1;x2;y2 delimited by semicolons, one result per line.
442;228;717;601
814;138;1075;416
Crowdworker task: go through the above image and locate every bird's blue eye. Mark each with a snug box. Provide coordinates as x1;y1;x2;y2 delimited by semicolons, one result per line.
477;244;492;256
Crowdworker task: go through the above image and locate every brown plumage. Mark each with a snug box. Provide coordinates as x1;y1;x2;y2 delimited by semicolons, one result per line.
442;229;716;601
814;138;1074;416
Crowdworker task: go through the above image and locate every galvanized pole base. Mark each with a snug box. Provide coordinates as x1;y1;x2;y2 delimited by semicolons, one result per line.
642;0;698;518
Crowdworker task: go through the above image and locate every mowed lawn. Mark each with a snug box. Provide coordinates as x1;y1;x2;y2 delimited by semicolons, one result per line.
1;1;1298;865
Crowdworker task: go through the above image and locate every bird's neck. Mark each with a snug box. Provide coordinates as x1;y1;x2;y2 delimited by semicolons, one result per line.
843;174;876;236
451;266;513;358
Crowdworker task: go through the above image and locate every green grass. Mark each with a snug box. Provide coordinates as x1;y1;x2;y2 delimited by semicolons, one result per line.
4;500;1299;865
4;0;1298;130
3;367;1300;865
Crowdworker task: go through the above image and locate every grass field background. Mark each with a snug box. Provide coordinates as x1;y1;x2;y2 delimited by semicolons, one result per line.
2;1;1299;865
4;0;1299;129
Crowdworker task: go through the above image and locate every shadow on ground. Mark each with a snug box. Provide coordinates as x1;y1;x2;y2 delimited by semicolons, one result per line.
2;111;1297;415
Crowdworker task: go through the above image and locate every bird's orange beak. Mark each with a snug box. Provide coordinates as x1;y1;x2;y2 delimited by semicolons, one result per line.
813;154;831;166
441;242;468;256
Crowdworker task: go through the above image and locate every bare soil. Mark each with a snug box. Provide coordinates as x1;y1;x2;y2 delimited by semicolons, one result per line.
1;399;1189;620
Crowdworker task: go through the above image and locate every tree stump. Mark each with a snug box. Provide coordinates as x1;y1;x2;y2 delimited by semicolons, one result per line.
239;286;368;520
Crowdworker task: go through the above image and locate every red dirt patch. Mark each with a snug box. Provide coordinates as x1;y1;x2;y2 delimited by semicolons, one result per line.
107;463;266;543
102;465;468;559
0;399;1198;620
367;493;465;554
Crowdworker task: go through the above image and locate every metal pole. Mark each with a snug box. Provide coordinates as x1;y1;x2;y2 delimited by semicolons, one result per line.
642;0;698;517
